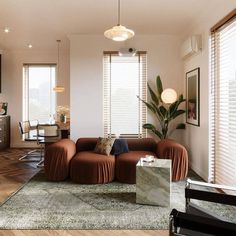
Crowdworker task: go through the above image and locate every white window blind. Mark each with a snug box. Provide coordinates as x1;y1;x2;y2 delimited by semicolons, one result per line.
103;52;147;138
23;64;56;123
210;11;236;187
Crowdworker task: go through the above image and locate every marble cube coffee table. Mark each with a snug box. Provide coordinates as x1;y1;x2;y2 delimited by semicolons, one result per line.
136;158;171;207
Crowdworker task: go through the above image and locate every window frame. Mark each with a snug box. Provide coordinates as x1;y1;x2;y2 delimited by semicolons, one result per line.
209;9;236;184
23;63;57;122
103;51;147;139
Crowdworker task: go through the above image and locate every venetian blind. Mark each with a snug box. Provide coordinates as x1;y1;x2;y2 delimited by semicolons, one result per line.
23;64;56;123
210;10;236;186
103;52;147;138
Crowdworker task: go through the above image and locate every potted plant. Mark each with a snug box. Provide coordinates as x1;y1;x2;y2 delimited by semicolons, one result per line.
137;76;186;139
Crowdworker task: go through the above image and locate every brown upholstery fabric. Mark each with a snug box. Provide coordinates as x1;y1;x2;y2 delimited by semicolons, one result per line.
157;139;188;181
70;151;115;184
76;138;98;152
115;151;157;184
127;138;157;152
44;139;76;181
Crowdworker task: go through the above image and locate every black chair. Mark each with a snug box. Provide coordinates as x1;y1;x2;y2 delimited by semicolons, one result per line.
169;179;236;236
36;124;60;167
18;120;40;161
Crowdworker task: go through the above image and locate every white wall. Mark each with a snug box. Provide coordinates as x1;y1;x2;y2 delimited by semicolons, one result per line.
0;49;70;147
183;4;236;181
70;35;184;142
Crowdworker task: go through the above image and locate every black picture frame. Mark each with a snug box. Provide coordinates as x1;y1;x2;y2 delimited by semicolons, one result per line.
186;67;200;126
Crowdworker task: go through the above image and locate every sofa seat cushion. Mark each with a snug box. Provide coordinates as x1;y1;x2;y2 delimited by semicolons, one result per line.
115;151;157;184
70;151;115;184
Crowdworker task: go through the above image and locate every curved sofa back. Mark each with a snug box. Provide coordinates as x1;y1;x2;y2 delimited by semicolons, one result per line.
127;138;157;152
76;137;157;153
76;138;98;152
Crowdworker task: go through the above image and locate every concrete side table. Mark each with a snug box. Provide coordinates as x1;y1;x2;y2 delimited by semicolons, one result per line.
136;158;171;207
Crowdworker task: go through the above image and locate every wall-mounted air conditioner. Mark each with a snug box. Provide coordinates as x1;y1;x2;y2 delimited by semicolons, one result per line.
181;35;202;59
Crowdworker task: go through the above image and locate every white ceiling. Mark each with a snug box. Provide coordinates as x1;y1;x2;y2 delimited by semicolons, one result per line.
0;0;234;51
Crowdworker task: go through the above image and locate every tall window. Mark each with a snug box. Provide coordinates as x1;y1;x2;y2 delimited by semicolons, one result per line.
23;64;56;123
103;51;147;138
210;10;236;186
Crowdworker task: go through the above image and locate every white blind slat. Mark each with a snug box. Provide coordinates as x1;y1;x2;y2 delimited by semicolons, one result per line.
209;17;236;187
103;53;147;138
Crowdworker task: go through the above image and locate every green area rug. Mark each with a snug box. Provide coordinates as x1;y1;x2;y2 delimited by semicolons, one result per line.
0;172;235;229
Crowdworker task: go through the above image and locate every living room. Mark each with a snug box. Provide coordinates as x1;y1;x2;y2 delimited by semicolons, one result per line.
0;0;236;235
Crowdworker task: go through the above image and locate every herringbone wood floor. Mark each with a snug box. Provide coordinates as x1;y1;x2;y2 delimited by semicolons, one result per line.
0;148;168;236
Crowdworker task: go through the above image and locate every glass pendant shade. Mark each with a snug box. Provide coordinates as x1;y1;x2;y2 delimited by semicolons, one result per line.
104;0;134;41
53;86;65;93
104;24;135;41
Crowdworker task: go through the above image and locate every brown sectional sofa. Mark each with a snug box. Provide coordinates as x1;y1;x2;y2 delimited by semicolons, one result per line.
44;137;188;184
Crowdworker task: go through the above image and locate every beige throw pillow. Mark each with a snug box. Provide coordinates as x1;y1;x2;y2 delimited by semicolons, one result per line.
94;137;115;156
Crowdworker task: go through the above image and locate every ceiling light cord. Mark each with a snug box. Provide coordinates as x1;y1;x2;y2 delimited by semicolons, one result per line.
57;40;61;79
118;0;120;26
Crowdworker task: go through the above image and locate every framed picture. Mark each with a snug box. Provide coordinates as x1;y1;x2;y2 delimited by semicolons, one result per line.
186;68;200;126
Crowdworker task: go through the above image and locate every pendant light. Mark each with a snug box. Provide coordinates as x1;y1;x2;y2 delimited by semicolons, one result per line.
104;0;134;41
53;40;65;93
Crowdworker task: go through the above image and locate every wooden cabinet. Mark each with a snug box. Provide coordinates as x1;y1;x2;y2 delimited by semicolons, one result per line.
0;115;10;150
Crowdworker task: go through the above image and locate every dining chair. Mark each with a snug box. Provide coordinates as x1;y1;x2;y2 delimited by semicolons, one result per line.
18;120;40;161
36;124;60;167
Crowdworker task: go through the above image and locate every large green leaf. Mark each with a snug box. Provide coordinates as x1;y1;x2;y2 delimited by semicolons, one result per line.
156;75;163;101
137;96;156;114
169;94;185;118
176;123;186;129
151;102;164;121
147;83;159;106
159;105;167;118
143;123;163;139
168;101;178;117
172;109;185;119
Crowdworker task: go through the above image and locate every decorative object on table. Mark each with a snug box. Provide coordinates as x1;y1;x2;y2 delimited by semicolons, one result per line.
53;40;65;93
104;0;134;41
186;67;200;126
0;102;8;115
137;75;186;139
142;155;155;163
56;105;69;123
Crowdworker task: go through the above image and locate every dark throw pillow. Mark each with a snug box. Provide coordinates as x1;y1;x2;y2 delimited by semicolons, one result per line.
111;139;129;156
94;137;115;156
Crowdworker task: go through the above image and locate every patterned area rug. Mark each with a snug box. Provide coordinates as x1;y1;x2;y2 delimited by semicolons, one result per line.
0;171;235;229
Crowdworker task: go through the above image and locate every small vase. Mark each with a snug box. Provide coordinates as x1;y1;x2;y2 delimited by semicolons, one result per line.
60;114;66;123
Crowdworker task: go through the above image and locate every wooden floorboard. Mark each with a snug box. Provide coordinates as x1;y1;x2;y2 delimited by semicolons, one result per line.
0;230;168;236
0;149;40;204
0;148;168;236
